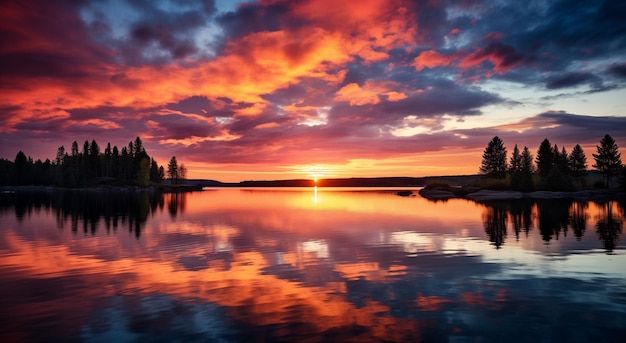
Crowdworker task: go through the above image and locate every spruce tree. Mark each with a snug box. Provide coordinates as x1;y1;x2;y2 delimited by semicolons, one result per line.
514;146;535;191
167;156;179;183
480;136;507;179
509;144;522;174
568;144;587;177
592;134;622;188
536;138;553;177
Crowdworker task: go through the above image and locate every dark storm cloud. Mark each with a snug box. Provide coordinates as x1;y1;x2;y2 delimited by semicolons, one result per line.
82;0;218;66
607;63;626;79
521;1;626;65
227;105;296;134
149;114;222;140
166;96;252;117
426;0;626;86
545;72;601;90
216;1;291;41
462;42;534;72
0;1;113;79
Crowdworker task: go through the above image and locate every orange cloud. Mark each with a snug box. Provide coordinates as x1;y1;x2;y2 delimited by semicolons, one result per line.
335;81;408;106
413;50;456;71
291;0;416;62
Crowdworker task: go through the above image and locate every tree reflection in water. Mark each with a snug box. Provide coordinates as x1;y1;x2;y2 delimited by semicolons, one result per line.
595;201;623;252
0;191;187;238
482;202;508;249
480;198;625;252
166;192;187;218
536;199;572;243
570;201;588;240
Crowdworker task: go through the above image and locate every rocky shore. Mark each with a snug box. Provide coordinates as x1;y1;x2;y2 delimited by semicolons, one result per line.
419;187;625;202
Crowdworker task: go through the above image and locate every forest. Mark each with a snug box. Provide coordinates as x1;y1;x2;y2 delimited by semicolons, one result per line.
0;137;186;187
479;134;626;191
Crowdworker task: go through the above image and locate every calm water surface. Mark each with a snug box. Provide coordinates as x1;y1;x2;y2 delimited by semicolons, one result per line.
0;188;625;342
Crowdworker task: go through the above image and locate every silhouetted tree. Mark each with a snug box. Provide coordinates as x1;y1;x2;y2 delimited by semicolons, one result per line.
553;145;569;174
134;137;144;156
518;146;535;191
136;156;150;187
112;146;120;179
89;139;100;178
568;144;587;178
120;147;130;180
167;156;179;183
1;137;180;188
536;138;553;177
510;145;534;191
509;144;522;173
55;146;65;166
480;136;507;179
521;146;534;173
592;134;622;188
179;164;187;183
150;158;162;183
104;143;112;177
71;141;79;157
14;151;28;185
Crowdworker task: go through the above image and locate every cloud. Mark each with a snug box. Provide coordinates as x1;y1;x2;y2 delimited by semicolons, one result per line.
455;111;626;154
413;50;456;71
607;63;626;79
334;82;407;106
545;72;601;90
459;42;532;74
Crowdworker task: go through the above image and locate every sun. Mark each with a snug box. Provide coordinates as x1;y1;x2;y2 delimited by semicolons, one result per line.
300;164;331;182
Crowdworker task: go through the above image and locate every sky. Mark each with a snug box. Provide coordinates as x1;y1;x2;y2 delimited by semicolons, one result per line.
1;0;626;182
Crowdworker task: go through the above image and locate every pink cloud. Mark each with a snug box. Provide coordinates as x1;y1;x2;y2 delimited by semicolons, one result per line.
413;50;456;71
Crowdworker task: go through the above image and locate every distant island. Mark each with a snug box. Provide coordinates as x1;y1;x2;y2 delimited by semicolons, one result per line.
191;175;482;188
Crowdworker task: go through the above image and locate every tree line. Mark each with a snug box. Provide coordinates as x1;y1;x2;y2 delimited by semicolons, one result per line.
0;137;187;187
480;134;624;191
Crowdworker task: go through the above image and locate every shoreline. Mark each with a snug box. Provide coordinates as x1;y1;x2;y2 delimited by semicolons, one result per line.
419;187;626;202
0;184;203;193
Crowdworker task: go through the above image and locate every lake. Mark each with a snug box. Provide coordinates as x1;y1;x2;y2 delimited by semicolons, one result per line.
0;188;625;342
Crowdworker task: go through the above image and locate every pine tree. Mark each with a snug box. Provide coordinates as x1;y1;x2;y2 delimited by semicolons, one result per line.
536;138;553;177
150;158;162;183
592;134;622;188
179;164;188;183
512;146;535;191
167;156;179;183
480;136;507;179
557;146;569;174
71;141;79;157
568;144;587;177
509;144;522;173
521;146;534;174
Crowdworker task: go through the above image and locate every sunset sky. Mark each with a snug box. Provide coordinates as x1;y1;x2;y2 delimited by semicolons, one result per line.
1;0;625;182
